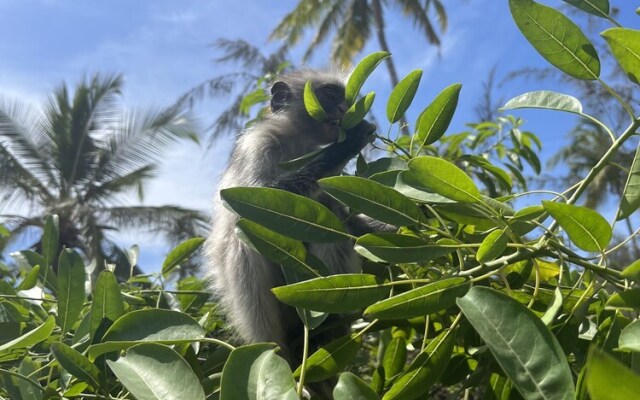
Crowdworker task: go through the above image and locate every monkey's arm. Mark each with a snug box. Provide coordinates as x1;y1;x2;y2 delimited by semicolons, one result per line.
345;214;397;236
270;120;375;195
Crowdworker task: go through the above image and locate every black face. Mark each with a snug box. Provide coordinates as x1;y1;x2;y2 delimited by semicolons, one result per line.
316;83;346;114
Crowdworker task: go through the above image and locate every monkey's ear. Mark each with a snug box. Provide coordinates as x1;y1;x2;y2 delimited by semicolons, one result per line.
270;81;290;112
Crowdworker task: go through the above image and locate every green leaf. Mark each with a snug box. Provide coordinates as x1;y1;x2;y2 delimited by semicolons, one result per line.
107;343;205;400
221;187;348;243
383;330;454;400
621;260;640;281
502;90;583;114
561;0;609;19
0;367;44;400
342;92;375;129
57;249;86;334
334;372;378;400
42;215;59;269
280;266;328;330
387;69;422;123
303;80;328;122
162;237;205;277
459;155;512;192
236;219;318;277
240;88;270;115
13;250;57;293
618;319;640;352
361;157;408;178
355;233;456;263
541;287;563;325
0;316;55;352
90;270;125;339
319;176;423;226
416;83;461;146
512;205;545;221
457;287;574;400
476;229;508;263
617;144;640;220
346;51;390;104
294;335;361;383
586;347;640;400
278;146;327;171
606;288;640;310
365;277;469;319
18;357;41;400
408;156;481;203
382;336;407;380
272;274;389;313
221;344;297;400
17;265;40;291
509;0;600;80
87;309;205;360
51;342;102;389
504;260;534;289
394;170;455;204
542;201;612;252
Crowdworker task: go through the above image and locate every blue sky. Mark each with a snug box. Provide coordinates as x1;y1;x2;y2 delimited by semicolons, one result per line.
1;0;638;271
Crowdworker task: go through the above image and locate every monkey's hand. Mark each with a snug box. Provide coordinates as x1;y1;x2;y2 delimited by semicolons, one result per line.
342;120;376;156
271;120;376;194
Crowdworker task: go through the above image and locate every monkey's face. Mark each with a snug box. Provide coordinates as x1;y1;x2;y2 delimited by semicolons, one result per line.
270;78;349;143
314;82;348;142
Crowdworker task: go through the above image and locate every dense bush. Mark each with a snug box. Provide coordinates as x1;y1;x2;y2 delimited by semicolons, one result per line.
1;1;639;399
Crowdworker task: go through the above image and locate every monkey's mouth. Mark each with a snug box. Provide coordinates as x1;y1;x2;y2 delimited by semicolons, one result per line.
328;119;340;127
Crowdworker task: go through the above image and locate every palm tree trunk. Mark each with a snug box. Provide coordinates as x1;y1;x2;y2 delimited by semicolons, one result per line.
370;0;410;136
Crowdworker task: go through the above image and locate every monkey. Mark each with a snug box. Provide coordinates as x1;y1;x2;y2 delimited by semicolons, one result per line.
204;70;380;365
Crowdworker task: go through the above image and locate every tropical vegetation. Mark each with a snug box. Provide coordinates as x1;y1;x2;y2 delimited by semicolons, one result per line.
1;1;640;400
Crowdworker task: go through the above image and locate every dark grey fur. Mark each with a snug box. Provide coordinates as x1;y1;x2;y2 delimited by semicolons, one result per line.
204;70;377;361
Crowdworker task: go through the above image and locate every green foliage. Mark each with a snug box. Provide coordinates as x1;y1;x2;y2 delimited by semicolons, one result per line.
303;80;330;122
510;0;601;80
2;3;640;399
345;51;390;104
221;344;297;400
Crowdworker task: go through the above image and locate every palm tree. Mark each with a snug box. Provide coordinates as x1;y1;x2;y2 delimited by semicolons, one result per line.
0;74;209;278
175;39;290;146
270;0;448;93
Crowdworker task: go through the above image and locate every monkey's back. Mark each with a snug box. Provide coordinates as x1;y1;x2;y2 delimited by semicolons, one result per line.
203;110;361;356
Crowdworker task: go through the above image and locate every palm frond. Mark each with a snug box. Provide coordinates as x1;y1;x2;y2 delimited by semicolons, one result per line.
303;1;349;62
395;0;441;45
0;143;54;207
427;0;448;31
91;105;197;188
263;45;292;75
173;74;250;110
99;206;209;243
332;0;372;67
63;74;124;188
85;165;156;204
0;97;58;190
0;214;43;249
207;95;247;147
270;0;335;46
212;39;268;67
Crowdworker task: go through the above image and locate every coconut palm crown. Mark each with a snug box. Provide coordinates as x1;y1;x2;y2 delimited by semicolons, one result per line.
0;74;208;277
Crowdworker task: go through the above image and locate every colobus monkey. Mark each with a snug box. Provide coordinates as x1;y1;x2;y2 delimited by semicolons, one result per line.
204;70;377;361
